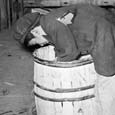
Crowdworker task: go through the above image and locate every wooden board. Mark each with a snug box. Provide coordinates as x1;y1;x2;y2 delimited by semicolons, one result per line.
35;0;115;6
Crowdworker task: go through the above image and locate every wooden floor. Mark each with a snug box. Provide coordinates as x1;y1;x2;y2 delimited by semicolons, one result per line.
0;29;36;115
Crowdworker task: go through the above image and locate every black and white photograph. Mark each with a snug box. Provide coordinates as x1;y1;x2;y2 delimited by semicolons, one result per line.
0;0;115;115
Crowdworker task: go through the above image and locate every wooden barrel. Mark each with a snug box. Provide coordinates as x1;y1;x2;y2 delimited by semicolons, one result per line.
33;45;98;115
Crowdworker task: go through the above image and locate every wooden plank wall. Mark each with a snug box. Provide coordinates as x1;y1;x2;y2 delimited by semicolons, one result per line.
5;0;24;28
0;0;7;30
34;0;115;6
1;0;114;30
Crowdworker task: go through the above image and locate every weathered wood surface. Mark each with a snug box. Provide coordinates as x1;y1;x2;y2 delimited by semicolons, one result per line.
35;0;115;6
33;46;98;115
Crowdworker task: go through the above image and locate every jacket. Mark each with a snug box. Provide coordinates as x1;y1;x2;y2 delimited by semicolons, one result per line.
14;4;115;76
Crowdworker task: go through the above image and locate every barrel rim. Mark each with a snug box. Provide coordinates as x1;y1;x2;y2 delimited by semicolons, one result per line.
33;55;93;68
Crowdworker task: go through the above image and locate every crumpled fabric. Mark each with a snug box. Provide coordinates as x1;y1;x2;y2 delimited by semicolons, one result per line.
13;4;115;76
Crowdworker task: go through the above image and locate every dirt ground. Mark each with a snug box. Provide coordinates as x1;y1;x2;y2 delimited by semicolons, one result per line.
0;29;36;115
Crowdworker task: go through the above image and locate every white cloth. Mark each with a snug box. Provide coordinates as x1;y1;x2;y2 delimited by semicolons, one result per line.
29;25;48;46
56;13;74;25
95;74;115;115
31;25;47;36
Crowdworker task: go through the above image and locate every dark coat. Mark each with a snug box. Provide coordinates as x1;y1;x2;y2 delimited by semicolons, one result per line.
14;4;115;76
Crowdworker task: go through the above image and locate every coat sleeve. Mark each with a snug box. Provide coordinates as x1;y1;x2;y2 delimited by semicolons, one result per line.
91;20;115;76
47;21;80;62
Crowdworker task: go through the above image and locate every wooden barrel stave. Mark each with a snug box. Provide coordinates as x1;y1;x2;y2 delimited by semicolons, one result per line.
33;45;97;115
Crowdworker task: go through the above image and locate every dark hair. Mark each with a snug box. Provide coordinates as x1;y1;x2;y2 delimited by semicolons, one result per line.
24;32;34;47
24;32;41;52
